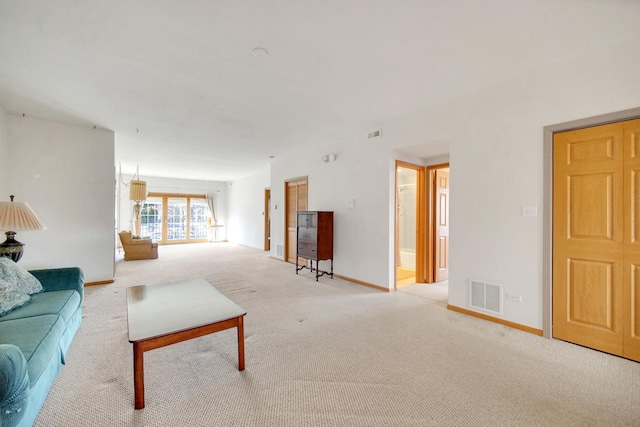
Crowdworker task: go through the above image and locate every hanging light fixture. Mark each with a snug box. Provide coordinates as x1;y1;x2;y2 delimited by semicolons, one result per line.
0;195;47;262
129;180;147;236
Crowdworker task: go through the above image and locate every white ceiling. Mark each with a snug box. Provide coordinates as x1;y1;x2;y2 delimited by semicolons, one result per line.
1;0;638;181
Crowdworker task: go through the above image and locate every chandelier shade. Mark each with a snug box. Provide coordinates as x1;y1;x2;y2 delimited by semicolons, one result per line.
129;180;147;202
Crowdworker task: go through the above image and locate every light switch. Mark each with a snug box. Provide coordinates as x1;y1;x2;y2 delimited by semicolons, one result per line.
346;199;355;210
522;206;537;217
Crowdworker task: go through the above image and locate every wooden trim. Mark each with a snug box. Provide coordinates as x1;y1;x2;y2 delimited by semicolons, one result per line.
147;192;205;199
84;279;114;286
334;274;391;292
426;168;436;283
447;304;543;336
417;167;426;283
425;163;449;283
264;188;271;251
426;162;450;170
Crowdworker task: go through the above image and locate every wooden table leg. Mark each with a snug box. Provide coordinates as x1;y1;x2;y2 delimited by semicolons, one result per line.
237;316;245;371
133;343;145;409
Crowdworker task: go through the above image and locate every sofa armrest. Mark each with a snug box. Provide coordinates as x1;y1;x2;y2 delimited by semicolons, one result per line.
0;344;29;427
28;267;84;303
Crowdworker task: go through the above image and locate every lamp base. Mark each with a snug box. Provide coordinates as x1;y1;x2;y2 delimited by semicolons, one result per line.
0;231;24;262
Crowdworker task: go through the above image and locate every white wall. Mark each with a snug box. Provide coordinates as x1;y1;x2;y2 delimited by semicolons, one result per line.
0;107;8;196
116;174;227;239
268;34;640;330
7;115;115;282
226;169;270;249
270;138;399;287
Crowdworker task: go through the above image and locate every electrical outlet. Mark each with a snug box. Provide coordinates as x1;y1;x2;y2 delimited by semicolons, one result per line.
507;293;522;302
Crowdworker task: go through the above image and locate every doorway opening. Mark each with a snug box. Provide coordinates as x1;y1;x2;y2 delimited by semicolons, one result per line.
395;162;425;288
395;161;450;302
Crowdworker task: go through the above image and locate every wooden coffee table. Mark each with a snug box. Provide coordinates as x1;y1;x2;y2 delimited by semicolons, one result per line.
126;278;246;409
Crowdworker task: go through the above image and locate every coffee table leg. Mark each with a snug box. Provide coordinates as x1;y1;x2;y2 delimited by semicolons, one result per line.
133;343;145;409
238;316;245;371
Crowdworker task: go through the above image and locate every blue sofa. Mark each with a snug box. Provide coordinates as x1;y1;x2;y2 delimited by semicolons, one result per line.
0;267;83;427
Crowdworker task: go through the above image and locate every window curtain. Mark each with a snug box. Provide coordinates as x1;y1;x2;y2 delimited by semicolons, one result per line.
206;193;217;224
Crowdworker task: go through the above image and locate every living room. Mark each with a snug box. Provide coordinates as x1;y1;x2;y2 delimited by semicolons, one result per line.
1;1;639;425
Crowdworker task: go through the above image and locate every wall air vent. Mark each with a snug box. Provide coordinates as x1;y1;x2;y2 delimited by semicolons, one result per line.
276;244;284;257
368;129;381;139
469;280;503;315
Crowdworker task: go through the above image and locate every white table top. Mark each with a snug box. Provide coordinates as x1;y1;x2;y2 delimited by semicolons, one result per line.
126;278;246;342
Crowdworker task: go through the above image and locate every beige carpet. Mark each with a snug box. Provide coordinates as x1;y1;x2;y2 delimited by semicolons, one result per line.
35;243;640;426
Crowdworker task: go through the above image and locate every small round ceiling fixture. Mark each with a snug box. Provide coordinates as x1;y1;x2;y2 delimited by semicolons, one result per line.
252;47;269;58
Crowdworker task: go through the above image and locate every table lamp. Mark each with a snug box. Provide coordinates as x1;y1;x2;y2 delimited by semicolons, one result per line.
0;195;47;262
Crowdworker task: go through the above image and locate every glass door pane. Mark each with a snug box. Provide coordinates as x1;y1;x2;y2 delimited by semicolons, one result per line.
190;198;208;239
140;197;163;240
167;198;187;241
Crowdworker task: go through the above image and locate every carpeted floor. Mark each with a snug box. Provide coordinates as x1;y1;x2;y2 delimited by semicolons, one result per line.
35;243;640;426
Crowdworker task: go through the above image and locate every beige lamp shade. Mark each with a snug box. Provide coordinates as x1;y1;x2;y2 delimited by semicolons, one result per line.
0;200;47;231
129;180;147;202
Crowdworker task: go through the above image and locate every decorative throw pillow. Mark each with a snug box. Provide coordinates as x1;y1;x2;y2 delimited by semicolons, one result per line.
0;257;43;295
0;279;31;317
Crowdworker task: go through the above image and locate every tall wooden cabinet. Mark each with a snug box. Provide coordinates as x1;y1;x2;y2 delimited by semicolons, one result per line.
296;211;333;281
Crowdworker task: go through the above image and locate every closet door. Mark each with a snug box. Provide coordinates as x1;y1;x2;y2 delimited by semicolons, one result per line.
553;118;640;362
623;119;640;361
285;178;308;264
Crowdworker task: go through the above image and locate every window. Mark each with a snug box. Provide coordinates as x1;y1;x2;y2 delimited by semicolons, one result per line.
140;197;162;240
143;193;209;244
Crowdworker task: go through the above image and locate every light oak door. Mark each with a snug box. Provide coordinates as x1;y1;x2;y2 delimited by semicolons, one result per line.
623;119;640;361
553;119;640;362
285;178;308;264
434;169;449;282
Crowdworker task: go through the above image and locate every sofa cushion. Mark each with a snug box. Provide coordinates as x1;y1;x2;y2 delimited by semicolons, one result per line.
0;258;43;296
0;280;31;317
0;315;65;384
0;290;80;323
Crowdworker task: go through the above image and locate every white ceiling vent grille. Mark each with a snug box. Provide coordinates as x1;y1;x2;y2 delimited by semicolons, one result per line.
469;280;503;315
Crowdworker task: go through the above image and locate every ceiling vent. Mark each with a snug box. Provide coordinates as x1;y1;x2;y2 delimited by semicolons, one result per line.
469;280;503;315
368;129;381;139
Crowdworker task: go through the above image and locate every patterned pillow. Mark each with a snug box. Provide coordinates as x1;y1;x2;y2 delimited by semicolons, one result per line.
0;279;31;317
0;257;43;295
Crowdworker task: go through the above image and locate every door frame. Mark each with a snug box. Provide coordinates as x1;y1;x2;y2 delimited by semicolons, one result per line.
264;188;270;251
394;161;426;289
542;107;640;339
426;163;450;283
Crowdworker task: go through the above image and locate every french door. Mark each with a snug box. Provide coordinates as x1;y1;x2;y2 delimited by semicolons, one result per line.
141;193;208;244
